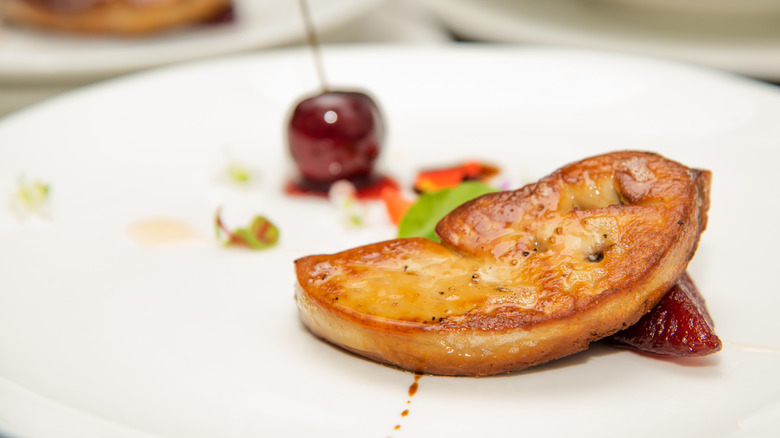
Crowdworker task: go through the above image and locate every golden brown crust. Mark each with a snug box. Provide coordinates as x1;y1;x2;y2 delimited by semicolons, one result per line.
0;0;232;34
295;151;711;376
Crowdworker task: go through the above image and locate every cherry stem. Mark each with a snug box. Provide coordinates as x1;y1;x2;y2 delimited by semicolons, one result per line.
297;0;329;93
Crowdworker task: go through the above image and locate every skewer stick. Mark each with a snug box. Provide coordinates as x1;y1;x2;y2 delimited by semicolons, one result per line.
297;0;329;93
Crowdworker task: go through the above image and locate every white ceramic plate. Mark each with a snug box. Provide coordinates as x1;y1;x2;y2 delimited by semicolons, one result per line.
0;0;382;81
1;46;779;438
420;0;780;80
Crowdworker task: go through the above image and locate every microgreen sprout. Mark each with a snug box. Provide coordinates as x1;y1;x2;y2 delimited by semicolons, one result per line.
9;175;51;219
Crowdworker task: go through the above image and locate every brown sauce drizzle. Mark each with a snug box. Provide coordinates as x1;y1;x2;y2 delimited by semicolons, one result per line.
408;373;421;397
391;373;423;435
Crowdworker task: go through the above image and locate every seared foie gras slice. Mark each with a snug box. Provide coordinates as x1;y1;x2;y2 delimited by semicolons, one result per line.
0;0;232;35
295;151;711;376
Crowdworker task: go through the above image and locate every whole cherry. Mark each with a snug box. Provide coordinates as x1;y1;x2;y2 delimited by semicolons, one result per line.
608;272;721;357
287;90;384;190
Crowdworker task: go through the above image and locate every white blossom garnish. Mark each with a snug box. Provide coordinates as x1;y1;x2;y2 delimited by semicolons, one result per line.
328;180;364;228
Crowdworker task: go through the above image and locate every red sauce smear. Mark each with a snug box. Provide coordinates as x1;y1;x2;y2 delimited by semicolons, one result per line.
285;174;398;200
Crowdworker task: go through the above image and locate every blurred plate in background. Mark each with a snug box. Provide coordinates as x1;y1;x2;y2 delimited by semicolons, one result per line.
598;0;780;16
0;0;383;81
420;0;780;80
0;0;448;117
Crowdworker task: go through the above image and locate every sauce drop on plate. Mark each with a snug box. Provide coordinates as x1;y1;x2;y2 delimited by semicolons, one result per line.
391;373;423;435
126;219;202;248
408;373;422;397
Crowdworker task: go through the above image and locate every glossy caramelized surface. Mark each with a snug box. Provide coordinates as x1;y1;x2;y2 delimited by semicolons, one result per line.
295;151;711;375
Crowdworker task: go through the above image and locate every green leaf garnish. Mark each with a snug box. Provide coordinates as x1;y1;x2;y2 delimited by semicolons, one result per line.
215;208;279;250
397;181;498;242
